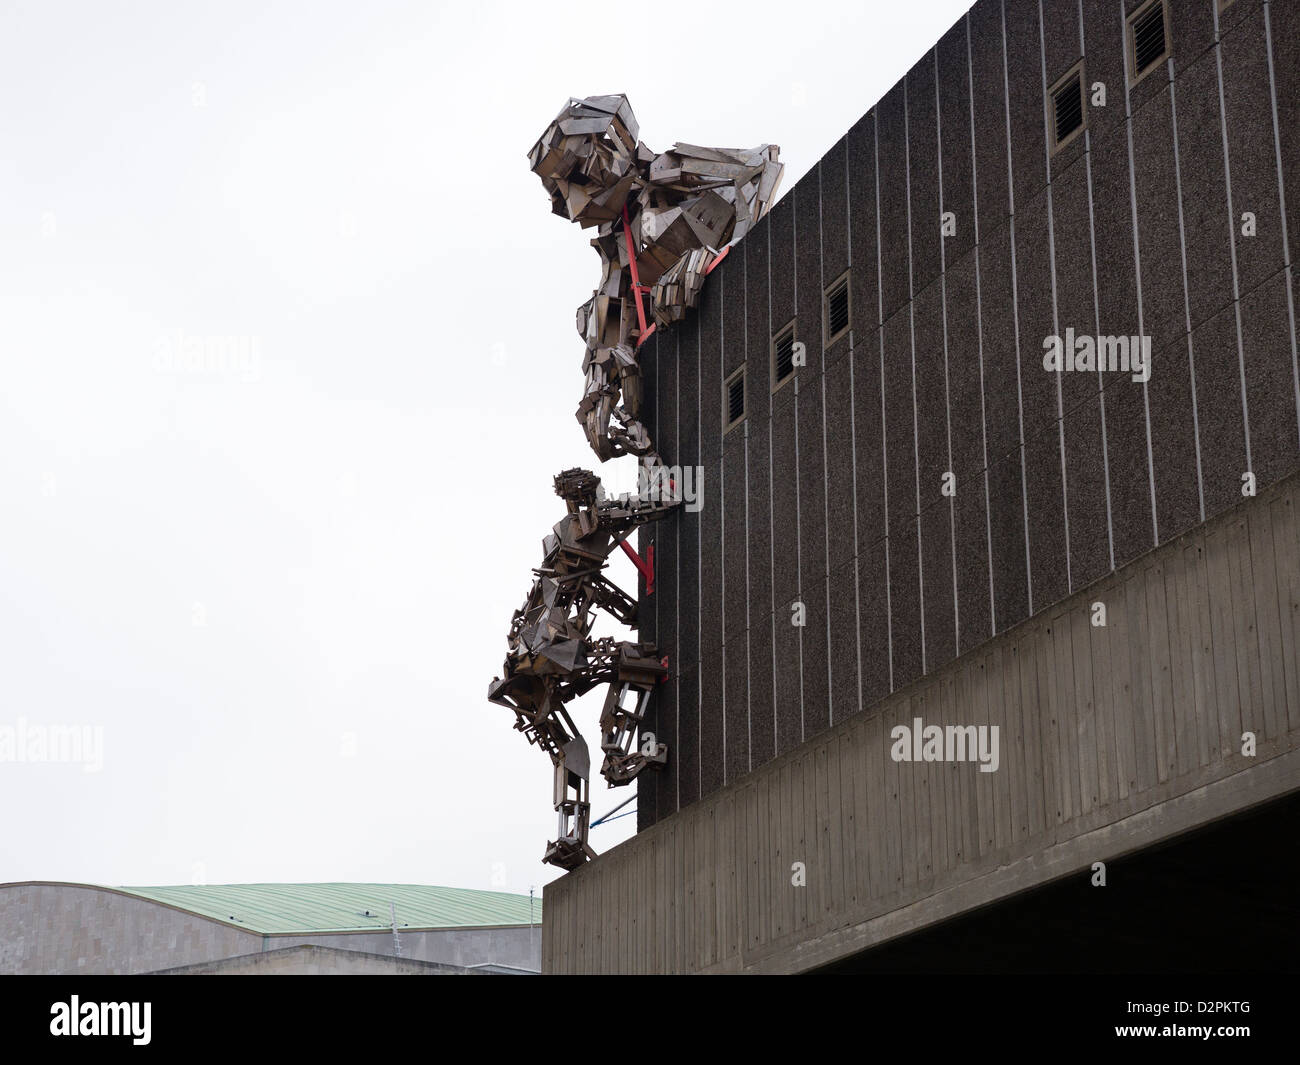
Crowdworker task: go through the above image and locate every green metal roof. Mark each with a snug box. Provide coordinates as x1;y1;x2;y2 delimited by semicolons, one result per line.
115;883;541;934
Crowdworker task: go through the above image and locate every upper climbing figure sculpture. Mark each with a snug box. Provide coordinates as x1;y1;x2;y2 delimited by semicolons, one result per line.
528;94;783;473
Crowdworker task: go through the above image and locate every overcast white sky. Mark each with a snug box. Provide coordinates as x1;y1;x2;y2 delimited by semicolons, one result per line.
0;0;972;898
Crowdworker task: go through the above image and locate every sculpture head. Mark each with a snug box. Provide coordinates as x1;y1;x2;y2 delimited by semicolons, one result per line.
528;95;646;228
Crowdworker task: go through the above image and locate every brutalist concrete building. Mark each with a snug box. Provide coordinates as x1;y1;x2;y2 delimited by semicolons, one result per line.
544;0;1300;972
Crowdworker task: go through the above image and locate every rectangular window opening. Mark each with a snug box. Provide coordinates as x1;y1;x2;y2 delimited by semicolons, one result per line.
1050;64;1085;152
725;366;746;430
772;321;796;392
1128;0;1169;83
824;272;851;346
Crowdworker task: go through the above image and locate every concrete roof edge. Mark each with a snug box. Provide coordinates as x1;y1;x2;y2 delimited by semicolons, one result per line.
0;881;260;935
0;881;542;936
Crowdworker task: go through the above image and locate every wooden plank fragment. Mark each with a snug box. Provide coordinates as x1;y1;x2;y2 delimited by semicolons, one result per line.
863;709;888;902
1164;544;1199;780
1271;489;1300;735
1000;639;1026;841
1205;525;1241;762
970;655;996;855
1149;557;1178;784
912;688;934;885
826;736;845;918
882;700;906;897
1107;573;1138;797
1051;613;1081;824
1225;516;1263;759
1248;502;1288;749
1186;537;1217;768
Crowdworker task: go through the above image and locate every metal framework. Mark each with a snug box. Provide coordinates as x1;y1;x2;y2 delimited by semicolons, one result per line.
489;95;783;868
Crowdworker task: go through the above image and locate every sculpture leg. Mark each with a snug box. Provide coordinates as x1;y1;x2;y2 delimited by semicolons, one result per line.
544;736;595;870
598;644;669;786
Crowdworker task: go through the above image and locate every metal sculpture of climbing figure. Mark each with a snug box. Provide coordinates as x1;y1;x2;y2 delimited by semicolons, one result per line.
489;95;782;868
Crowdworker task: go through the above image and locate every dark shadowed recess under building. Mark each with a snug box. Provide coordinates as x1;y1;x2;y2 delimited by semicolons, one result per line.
814;789;1300;973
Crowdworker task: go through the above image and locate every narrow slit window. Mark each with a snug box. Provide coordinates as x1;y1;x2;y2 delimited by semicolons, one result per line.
772;322;796;391
825;272;851;345
1128;0;1168;83
725;366;746;430
1050;64;1085;151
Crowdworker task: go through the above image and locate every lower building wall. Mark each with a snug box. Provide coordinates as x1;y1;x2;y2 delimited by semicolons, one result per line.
543;474;1300;972
0;884;541;974
150;944;481;975
0;884;261;975
268;927;540;971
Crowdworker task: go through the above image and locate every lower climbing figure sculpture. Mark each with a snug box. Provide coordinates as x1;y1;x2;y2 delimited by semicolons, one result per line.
488;95;783;868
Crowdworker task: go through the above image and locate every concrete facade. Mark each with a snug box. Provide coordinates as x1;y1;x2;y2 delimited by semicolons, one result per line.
150;944;501;975
2;883;259;975
0;883;541;974
547;471;1300;972
267;927;540;970
634;0;1300;829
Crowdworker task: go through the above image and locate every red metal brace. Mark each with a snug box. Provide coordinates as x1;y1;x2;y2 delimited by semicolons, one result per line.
622;204;656;349
618;539;655;595
623;204;730;348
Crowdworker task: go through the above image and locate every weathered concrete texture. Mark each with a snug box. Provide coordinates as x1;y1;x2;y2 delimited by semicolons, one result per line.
0;883;541;974
149;944;494;975
550;473;1300;972
269;927;540;971
0;883;260;975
